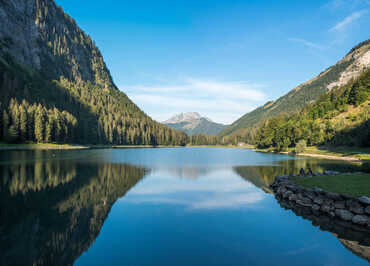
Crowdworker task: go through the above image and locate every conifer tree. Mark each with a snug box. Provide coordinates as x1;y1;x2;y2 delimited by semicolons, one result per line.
35;106;46;143
2;110;9;141
19;106;28;142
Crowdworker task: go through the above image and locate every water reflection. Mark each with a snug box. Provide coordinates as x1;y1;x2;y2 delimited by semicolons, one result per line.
0;149;367;266
233;159;361;193
276;197;370;262
124;168;266;210
0;157;147;266
234;159;369;263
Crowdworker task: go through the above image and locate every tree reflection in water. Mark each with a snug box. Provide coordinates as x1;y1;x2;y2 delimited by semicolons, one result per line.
233;159;369;263
0;156;147;266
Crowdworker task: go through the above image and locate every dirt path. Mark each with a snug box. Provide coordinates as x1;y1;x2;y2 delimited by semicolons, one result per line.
297;153;362;162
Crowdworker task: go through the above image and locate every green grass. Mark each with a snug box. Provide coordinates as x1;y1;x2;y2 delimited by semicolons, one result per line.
0;143;87;150
304;146;370;160
291;173;370;197
253;145;370;161
0;143;186;150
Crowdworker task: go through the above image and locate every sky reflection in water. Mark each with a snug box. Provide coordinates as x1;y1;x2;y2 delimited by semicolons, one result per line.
0;148;367;266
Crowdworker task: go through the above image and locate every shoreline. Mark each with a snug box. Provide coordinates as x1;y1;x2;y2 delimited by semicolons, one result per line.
255;149;365;162
0;143;368;162
253;149;363;162
0;143;185;151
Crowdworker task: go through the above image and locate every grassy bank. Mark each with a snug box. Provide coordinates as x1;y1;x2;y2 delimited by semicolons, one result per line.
254;145;370;162
302;146;370;160
0;143;185;151
291;173;370;197
0;143;88;150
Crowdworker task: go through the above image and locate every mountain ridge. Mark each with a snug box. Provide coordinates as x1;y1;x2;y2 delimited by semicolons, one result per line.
219;39;370;139
0;0;187;145
164;112;227;136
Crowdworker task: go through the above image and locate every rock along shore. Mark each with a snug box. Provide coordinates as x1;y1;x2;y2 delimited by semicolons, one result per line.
270;171;370;228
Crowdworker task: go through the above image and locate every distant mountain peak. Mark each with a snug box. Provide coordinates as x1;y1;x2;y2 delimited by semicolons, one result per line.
164;112;206;124
163;112;226;136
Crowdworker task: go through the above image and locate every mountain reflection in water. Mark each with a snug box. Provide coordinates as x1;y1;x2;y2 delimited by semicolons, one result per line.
0;157;147;266
0;149;367;265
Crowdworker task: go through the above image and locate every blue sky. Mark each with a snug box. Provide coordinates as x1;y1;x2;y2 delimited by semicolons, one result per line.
56;0;370;124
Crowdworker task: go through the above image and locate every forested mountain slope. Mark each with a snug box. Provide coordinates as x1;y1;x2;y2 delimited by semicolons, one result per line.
254;69;370;150
0;0;187;145
220;39;370;139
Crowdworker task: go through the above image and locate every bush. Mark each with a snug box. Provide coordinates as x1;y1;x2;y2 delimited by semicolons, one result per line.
362;162;370;173
295;140;307;154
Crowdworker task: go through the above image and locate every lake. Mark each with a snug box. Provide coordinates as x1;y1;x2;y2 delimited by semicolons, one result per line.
0;147;368;265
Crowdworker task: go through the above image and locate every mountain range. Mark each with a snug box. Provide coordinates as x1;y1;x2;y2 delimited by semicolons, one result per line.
0;0;187;146
220;39;370;140
0;0;368;148
164;112;227;136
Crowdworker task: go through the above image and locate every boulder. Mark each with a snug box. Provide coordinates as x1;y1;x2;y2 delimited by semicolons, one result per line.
321;204;333;213
334;201;346;209
323;170;340;175
325;192;342;200
365;206;370;215
313;197;323;205
323;198;334;206
347;200;364;214
289;194;298;201
283;190;293;199
352;215;369;225
359;196;370;205
311;204;320;211
296;200;312;207
303;190;316;200
335;209;354;221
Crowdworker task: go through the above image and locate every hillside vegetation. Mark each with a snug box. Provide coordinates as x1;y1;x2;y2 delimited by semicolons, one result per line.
254;69;370;151
220;40;370;140
0;0;187;146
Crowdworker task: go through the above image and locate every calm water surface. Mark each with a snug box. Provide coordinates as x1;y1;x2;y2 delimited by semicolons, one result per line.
0;148;368;265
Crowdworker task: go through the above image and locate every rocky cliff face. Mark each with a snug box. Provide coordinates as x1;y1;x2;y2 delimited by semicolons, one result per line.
0;0;114;88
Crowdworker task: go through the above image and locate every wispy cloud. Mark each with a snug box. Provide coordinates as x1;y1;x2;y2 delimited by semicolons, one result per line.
288;38;325;50
124;192;264;210
329;10;368;31
122;170;266;210
127;79;266;102
122;78;267;124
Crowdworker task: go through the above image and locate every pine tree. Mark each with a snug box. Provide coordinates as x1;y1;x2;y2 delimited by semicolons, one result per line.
2;110;9;141
45;121;52;143
35;106;46;143
7;125;18;143
19;106;28;142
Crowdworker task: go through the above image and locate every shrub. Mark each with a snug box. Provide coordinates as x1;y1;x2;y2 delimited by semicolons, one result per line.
362;162;370;173
295;140;307;154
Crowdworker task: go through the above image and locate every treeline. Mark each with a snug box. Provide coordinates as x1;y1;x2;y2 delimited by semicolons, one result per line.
1;99;77;143
187;134;220;145
0;45;187;146
253;69;370;150
0;0;188;146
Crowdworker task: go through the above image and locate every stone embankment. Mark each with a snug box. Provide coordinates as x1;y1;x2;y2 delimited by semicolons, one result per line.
270;171;370;227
